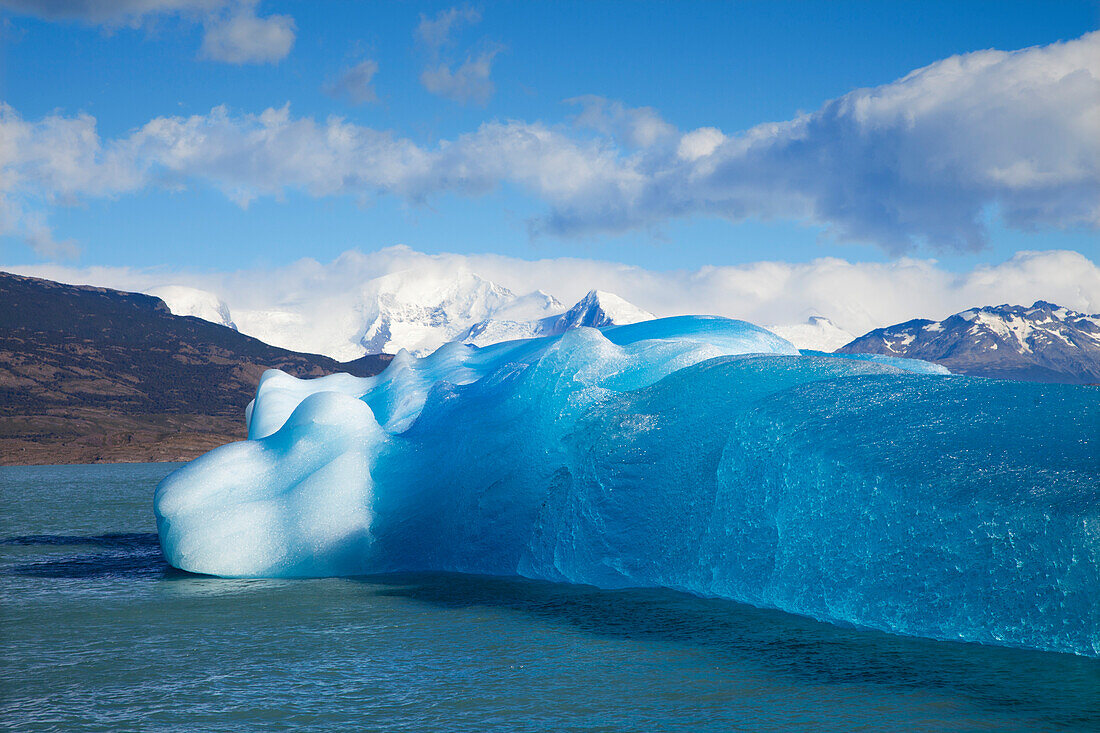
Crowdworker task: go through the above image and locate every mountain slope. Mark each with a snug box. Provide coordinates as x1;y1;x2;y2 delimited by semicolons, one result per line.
226;270;567;359
550;290;654;332
141;268;653;359
766;316;854;352
459;289;655;347
837;301;1100;384
0;272;391;464
147;285;238;330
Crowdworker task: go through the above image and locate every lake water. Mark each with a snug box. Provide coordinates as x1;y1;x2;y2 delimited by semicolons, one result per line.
1;463;1097;732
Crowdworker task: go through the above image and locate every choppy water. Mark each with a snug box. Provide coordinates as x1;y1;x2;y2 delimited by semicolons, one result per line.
1;464;1097;732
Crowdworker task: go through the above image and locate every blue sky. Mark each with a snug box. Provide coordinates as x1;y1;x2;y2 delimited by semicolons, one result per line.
1;0;1097;273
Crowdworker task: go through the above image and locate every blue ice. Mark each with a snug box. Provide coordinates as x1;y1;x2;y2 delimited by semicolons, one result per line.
155;316;1100;657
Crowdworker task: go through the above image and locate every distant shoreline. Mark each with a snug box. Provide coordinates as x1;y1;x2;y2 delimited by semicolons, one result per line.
0;412;242;466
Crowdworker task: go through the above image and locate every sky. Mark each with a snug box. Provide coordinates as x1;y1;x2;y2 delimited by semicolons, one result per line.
0;0;1098;324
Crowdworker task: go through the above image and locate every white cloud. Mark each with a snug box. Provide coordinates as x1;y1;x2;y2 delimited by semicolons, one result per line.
328;59;380;105
415;6;480;50
7;247;1098;348
0;101;627;233
0;197;79;258
420;47;501;106
0;0;294;64
0;103;141;197
569;96;677;150
0;0;222;25
2;32;1097;254
199;0;293;64
539;31;1100;249
415;6;500;105
22;226;80;259
0;102;139;254
461;249;1100;336
677;127;725;161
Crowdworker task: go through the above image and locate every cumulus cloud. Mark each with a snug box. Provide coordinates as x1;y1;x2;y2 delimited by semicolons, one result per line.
568;95;677;150
327;59;380;105
199;0;294;64
725;33;1100;252
415;6;500;105
0;100;626;226
0;102;140;254
0;0;295;64
677;127;725;161
7;248;1099;346
2;32;1097;254
541;31;1100;250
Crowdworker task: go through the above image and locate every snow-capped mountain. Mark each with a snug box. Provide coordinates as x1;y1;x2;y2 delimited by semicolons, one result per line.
458;289;655;347
551;290;654;332
766;316;854;352
352;270;536;356
838;301;1100;384
146;286;237;331
227;270;566;360
179;265;654;360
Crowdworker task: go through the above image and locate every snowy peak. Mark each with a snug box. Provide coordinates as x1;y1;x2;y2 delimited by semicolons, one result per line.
765;315;854;352
839;301;1100;384
355;270;526;356
146;286;237;331
458;289;655;347
224;269;562;360
142;271;655;360
490;289;566;322
552;290;655;332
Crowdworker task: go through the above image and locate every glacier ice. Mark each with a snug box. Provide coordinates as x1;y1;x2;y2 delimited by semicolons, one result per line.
155;316;1100;657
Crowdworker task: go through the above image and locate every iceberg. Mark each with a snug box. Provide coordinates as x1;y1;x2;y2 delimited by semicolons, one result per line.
155;316;1100;657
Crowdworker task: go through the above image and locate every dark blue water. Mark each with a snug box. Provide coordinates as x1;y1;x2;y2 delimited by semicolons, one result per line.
2;464;1097;731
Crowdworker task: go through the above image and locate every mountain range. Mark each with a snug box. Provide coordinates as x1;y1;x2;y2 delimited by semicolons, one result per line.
4;269;1097;465
458;289;656;346
151;269;1100;383
838;301;1100;384
151;273;656;359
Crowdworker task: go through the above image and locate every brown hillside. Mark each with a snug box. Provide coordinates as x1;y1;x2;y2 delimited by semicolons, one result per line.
0;272;391;465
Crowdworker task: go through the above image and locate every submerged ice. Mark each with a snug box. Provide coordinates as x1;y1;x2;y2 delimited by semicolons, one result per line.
155;316;1099;657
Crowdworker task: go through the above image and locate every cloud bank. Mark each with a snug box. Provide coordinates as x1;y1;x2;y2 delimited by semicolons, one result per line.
7;248;1098;346
1;31;1097;255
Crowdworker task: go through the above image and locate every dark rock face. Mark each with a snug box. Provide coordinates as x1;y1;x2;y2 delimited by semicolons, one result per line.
838;301;1100;384
0;272;392;464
